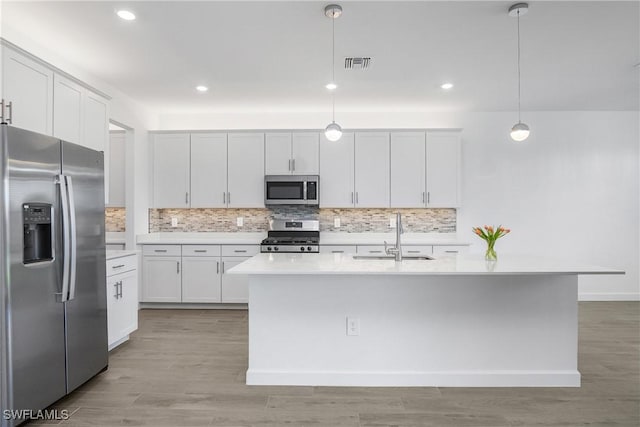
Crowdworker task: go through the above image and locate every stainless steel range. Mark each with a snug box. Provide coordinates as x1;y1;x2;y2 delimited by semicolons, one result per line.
261;219;320;253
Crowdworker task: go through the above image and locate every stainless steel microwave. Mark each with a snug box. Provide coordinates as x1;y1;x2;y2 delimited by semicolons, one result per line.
264;175;319;206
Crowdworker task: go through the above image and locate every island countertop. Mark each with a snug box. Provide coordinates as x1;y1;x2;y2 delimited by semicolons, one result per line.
228;253;624;276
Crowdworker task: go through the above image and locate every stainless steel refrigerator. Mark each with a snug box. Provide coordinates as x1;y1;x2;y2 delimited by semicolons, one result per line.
0;124;108;426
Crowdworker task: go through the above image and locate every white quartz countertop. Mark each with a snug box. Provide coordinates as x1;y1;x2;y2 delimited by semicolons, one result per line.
227;253;624;276
106;232;126;244
106;249;139;260
136;232;469;246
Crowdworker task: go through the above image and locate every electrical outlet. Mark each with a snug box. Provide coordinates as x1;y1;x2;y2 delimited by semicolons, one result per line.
236;217;244;227
171;217;178;227
334;217;341;228
389;216;396;228
346;317;360;336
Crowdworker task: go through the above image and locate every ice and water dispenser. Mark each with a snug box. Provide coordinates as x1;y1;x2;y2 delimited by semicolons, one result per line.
22;203;53;264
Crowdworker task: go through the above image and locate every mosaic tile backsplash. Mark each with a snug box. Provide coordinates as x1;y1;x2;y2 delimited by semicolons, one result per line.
106;207;126;232
149;207;456;233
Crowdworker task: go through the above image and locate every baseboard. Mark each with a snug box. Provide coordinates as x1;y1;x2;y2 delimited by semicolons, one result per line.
246;369;581;387
139;302;248;309
579;292;640;301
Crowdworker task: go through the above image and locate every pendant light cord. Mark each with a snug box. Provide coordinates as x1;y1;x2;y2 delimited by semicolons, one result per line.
517;10;522;123
331;9;336;123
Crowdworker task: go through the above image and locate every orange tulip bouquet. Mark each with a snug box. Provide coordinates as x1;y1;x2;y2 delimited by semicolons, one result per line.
473;225;511;261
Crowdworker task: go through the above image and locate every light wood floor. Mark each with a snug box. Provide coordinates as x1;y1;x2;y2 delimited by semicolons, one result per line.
40;302;639;426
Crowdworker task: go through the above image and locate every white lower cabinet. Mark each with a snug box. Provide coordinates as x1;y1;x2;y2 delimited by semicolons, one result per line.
432;245;468;255
221;257;251;303
182;257;221;302
142;244;255;304
142;256;182;302
106;254;138;350
356;245;387;255
319;245;357;254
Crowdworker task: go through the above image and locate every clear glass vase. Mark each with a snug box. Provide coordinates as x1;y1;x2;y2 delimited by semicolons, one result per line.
485;242;497;261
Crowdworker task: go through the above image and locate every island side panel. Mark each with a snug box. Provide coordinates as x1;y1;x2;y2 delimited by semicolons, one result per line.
247;274;579;387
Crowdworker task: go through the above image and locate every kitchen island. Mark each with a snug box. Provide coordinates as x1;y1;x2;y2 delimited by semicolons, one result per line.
228;253;623;387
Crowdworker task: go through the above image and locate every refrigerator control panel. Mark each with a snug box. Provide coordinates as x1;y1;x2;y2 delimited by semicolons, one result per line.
23;203;53;264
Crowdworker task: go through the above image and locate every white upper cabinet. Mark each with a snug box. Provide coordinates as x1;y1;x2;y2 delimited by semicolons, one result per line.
291;132;319;175
53;74;83;144
83;91;109;153
265;132;319;175
107;132;126;207
265;133;292;175
1;46;53;135
354;132;390;208
320;132;355;208
152;133;191;208
190;133;228;208
391;132;426;208
426;131;461;207
227;133;265;208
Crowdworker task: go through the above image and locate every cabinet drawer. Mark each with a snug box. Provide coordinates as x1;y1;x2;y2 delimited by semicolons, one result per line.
356;245;387;255
320;245;357;254
403;245;433;256
106;255;137;276
221;245;259;257
182;245;221;257
142;245;182;256
432;245;468;255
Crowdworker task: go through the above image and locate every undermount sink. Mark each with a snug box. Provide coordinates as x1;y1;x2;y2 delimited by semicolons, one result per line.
352;255;435;261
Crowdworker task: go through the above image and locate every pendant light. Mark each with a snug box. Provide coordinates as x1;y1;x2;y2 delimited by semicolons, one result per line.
509;3;530;142
324;4;343;142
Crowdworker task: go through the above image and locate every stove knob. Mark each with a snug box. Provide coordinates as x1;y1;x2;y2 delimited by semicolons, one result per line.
300;247;305;252
274;247;279;251
267;246;272;251
307;246;312;251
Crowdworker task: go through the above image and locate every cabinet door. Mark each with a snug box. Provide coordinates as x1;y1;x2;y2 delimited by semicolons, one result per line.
227;133;265;208
190;133;227;208
107;270;138;350
142;256;182;302
319;132;354;208
221;258;250;303
53;74;83;144
355;132;390;208
106;275;121;347
265;133;292;175
181;257;221;303
390;132;425;208
107;132;126;207
426;131;461;208
1;47;53;135
84;91;109;152
292;132;319;175
152;133;191;208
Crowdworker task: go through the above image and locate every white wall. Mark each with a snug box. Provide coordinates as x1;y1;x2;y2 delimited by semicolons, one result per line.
158;110;639;300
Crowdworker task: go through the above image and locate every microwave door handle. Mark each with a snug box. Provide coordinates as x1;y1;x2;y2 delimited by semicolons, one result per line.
303;181;307;201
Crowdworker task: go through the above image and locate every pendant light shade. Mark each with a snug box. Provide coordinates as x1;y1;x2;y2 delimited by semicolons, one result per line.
324;4;342;141
509;3;530;142
510;122;530;142
325;122;343;142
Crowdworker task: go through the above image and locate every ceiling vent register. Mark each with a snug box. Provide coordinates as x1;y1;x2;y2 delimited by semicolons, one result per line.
344;57;371;70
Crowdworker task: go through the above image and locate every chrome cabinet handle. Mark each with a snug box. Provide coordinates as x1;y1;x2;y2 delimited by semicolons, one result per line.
113;283;119;298
177;261;180;274
234;250;247;253
217;261;220;274
356;192;359;204
223;192;226;204
154;249;167;253
227;192;231;204
369;250;383;254
292;159;296;171
6;101;12;124
407;250;420;254
422;192;425;203
332;250;344;253
112;264;125;269
194;249;207;253
351;192;354;204
185;192;189;205
288;159;291;171
0;99;4;123
222;262;225;274
427;192;430;204
118;281;123;298
445;250;459;253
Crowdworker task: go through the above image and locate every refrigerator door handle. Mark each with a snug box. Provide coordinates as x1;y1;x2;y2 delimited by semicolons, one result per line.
57;174;71;302
65;175;78;301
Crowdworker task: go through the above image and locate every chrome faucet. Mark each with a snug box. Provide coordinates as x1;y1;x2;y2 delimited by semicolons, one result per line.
384;212;404;261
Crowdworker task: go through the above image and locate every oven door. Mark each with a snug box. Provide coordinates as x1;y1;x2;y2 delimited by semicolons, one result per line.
265;175;319;205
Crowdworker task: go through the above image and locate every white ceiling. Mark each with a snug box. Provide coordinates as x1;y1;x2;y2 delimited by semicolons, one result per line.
2;1;639;114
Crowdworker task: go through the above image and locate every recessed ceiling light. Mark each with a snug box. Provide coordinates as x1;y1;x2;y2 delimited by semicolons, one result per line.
116;10;136;21
441;82;454;90
325;82;337;90
195;85;208;92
